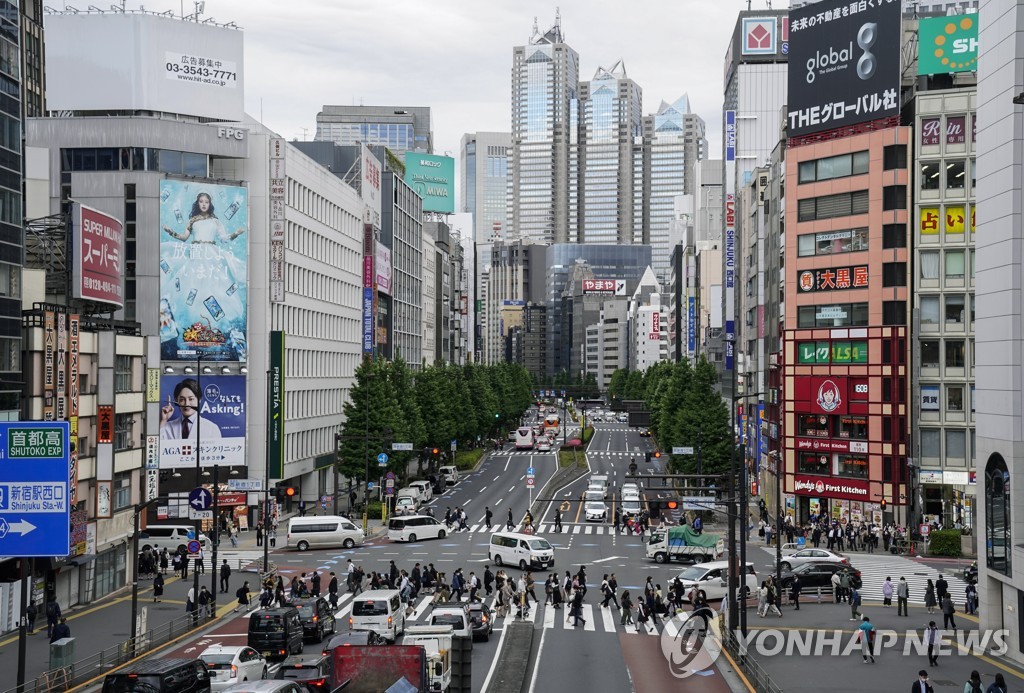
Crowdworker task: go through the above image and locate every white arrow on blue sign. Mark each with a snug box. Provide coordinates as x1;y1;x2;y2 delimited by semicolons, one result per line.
527;467;535;476
189;487;213;511
377;453;389;466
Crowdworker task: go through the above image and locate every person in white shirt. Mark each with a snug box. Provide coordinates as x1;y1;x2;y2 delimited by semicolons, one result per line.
160;378;223;440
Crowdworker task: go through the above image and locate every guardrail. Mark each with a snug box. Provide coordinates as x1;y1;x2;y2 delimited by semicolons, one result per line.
1;610;216;693
722;628;785;693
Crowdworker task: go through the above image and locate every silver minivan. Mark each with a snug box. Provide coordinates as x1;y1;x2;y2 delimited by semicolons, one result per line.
138;525;209;554
286;516;364;551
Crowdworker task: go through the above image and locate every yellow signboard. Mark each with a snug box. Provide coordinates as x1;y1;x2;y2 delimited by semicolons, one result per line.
945;205;965;234
920;207;940;235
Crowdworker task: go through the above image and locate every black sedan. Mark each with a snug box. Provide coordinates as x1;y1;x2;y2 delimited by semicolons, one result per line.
467;602;494;641
778;562;862;591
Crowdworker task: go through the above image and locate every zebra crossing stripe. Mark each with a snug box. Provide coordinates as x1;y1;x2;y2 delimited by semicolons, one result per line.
409;596;432;621
544;603;556;630
600;604;616;632
580;604;596;631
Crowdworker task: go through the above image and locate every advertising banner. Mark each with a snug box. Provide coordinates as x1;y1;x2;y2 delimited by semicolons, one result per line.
921;118;941;146
797;265;869;292
404;154;455;213
798;377;849;415
687;296;696;357
362;288;374;354
724;109;736;371
375;242;392;295
796;438;868;453
649;312;661;341
362;144;382;227
787;0;902;138
74;203;124;308
797;340;868;364
918;14;978;75
920;207;940;235
158;374;246;468
159;180;248;362
741;16;778;55
582;279;626;295
921;385;940;411
268;331;285;480
68;314;80;506
945;206;966;235
793;475;869;501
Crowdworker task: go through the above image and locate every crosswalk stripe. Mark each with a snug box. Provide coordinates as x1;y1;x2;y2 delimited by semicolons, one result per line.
470;524;481;533
600;603;616;632
572;526;581;534
581;604;596;631
643;618;659;636
584;526;592;535
544;603;556;629
409;596;432;621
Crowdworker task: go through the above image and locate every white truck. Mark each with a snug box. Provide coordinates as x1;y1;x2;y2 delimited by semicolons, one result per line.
646;525;725;564
402;625;453;692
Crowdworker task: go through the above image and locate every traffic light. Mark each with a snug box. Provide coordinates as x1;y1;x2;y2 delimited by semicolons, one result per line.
284;487;296;498
654;451;662;459
495;413;500;419
431;447;440;458
880;499;887;511
666;500;678;510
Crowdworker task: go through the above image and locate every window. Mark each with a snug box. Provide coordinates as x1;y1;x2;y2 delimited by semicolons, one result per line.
945;250;965;280
882;186;908;210
797;302;869;328
884;144;907;170
920;429;941;458
798;452;830;475
883;223;907;249
797;227;869;257
920;252;940;280
837;416;867;439
835;454;868;479
947;386;964;412
921;341;940;368
115;355;132;393
114;413;134;451
883;301;907;326
985;454;1010;575
798;414;831;438
946;430;966;458
970;157;976;189
946;160;966;190
797;190;869;221
945;294;965;323
946;340;965;368
113;474;131;511
798;151;869;183
882;262;907;287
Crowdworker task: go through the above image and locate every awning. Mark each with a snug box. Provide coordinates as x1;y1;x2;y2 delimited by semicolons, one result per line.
69;554;97;567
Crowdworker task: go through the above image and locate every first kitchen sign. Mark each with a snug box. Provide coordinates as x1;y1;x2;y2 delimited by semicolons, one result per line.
793;475;869;501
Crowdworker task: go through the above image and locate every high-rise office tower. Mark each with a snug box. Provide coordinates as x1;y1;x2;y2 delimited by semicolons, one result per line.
509;13;579;244
571;60;642;245
315;105;432;156
460;132;511;245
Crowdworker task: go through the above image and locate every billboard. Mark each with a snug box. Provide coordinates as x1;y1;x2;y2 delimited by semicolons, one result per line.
787;0;901;138
582;279;626;295
796;265;869;292
375;242;392;295
44;13;243;122
268;332;285;480
159;374;246;468
742;17;778;55
159;180;248;362
73;203;124;308
404;154;455;213
362;145;382;227
724;109;736;371
918;14;978;75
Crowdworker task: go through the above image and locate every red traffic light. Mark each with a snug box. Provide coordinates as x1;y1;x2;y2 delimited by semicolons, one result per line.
285;487;296;497
654;451;662;459
880;499;887;510
431;448;440;456
666;501;678;510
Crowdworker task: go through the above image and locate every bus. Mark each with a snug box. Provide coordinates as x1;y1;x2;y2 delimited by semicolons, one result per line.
515;427;536;450
543;414;560;437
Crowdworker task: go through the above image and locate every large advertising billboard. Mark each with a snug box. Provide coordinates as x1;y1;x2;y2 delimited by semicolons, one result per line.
73;203;124;308
404;154;455;213
159;180;248;362
159;374;246;468
362;144;382;227
375;242;392;296
787;0;901;138
918;14;978;75
44;13;244;122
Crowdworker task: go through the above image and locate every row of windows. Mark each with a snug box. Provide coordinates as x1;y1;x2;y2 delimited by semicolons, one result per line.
798;452;868;479
920;339;972;369
920;159;973;192
797;414;868;440
61;148;208;176
920;293;973;327
287;179;361;232
920;428;970;460
920;249;973;282
277;304;360;342
796;187;908;222
920;383;972;414
797;301;909;328
287;387;345;421
798;151;869;184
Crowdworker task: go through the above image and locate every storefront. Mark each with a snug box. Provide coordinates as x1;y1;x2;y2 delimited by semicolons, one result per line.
792;474;883;525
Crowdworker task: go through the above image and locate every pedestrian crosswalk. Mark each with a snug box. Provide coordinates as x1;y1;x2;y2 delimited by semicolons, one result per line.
444;523;636;537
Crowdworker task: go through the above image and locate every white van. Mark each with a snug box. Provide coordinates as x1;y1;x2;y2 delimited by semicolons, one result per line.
438;466;459;486
394;496;419;516
387;515;448;542
286;515;364;551
138;525;209;554
349;589;405;641
397;486;423;504
488;532;555;571
409;480;433;502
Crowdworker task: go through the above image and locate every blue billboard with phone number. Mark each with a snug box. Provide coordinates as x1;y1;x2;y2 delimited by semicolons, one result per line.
159;179;248;362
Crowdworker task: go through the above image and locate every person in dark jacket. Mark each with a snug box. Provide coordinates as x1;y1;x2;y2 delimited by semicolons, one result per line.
45;600;61;639
790;574;801;610
153;573;165;602
50;617;70;643
26;602;37;633
220;560;231;593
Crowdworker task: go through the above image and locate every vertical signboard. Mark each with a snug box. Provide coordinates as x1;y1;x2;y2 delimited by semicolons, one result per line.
68;315;80;507
917;14;978;75
158;375;247;468
724;110;736;371
687;295;697;357
159;180;249;361
145;434;159;502
362;225;375;356
269;137;286;304
361;144;382;228
43;311;55;420
56;313;67;420
73;203;125;308
267;331;285;479
375;242;392;296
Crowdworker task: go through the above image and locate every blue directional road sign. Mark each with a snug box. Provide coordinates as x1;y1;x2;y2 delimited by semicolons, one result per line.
377;453;389;467
0;422;71;558
189;487;213;511
527;467;535;476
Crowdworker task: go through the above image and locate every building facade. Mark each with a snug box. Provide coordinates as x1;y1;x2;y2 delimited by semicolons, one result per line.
382;171;425;368
460;132;511;245
315;105;432;157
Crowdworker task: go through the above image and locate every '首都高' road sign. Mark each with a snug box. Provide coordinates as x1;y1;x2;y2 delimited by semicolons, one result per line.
0;422;71;557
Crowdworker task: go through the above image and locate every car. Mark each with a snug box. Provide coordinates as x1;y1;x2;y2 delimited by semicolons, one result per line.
673;561;759;602
620;498;642;518
639;428;652;437
508;430;517;441
394;496;418;516
778;562;862;591
199;645;268;691
274;654;332;693
584;489;605;503
779;548;849;572
466;602;494;641
103;659;211;693
621;482;640;495
536;440;552;452
292;597;337;643
428;602;472;638
585;501;608;522
321;630;386;654
388;515;448;542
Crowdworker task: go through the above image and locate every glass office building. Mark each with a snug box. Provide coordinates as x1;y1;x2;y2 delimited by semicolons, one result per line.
315;105;432;156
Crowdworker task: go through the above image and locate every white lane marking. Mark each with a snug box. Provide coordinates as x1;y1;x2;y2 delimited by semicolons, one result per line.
479;486;487;492
592;556;623;563
496;498;503;505
504;457;511;472
581;604;596;631
479;606;511;693
410;596;432;621
600;603;616;632
508;486;515;493
494;475;500;481
543;603;555;629
584;526;593;535
527;620;548;693
572;526;581;534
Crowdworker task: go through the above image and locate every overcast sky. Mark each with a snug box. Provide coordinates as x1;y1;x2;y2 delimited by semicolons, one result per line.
194;0;758;162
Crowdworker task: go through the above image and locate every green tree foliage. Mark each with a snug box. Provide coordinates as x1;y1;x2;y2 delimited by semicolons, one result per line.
608;369;629;403
338;357;405;481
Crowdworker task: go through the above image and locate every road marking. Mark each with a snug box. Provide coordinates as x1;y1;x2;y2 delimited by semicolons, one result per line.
508;486;515;493
504;457;511;472
581;604;596;631
600;603;616;632
592;556;623;563
572;526;581;534
527;617;548;693
584;526;593;535
479;486;487;492
479;606;511;693
494;475;500;481
543;603;556;629
410;596;432;621
496;498;503;505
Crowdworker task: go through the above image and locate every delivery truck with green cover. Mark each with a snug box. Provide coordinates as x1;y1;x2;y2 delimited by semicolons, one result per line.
646;525;725;564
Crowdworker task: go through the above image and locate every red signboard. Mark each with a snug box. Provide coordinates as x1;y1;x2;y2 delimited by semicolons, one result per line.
796;265;869;292
946;116;966;145
797;377;849;415
217;492;248;506
97;405;114;444
921;118;941;145
76;204;124;308
795;438;868;453
793;475;869;500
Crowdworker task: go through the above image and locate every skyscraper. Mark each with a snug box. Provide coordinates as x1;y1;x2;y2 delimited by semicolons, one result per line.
315;105;432;156
460;132;511;245
509;13;579;244
571;60;642;245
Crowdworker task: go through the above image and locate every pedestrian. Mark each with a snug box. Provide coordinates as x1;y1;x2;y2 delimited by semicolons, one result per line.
507;508;514;531
484;565;494;597
328;571;339;599
299;499;306;517
898;576;909;616
936;574;949;601
50;617;70;643
196;547;205;574
964;670;983;693
882;577;893;607
25;601;37;634
965;581;978;615
849;586;862;621
757;581;769;617
570;588;585;627
925;621;940;666
830;571;842;604
858;616;875;663
913;670;934;693
621;590;634;625
256;522;263;547
765;579;782;617
987;673;1008;693
941;594;957;630
153;573;164;603
525;572;538;605
468;572;480;602
613;508;621;534
186;586;196;615
925;579;937;614
790;574;801;610
554;507;562;533
485;507;493;531
180;551;189;579
838;570;850;604
235;581;251;613
199;586;212;619
45;599;61;639
269;526;277;548
311;571;321;598
229;524;238;548
160;548;169;576
220;559;231;593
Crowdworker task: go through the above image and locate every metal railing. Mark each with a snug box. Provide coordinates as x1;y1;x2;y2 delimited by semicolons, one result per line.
722;628;785;693
2;609;217;693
